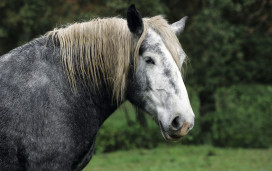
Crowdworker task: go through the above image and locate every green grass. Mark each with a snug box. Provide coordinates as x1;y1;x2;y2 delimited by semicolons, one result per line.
83;145;272;171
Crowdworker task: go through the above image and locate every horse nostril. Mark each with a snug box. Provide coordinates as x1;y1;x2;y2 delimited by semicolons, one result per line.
171;116;181;131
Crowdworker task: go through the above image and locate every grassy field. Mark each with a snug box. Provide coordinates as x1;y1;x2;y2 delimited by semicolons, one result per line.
83;145;272;171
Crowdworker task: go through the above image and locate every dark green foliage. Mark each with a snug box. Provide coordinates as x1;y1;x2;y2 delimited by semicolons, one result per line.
96;121;161;153
0;0;64;54
180;0;272;114
95;102;162;153
211;85;272;148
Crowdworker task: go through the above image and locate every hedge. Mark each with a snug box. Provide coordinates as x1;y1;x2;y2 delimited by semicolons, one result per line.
211;84;272;148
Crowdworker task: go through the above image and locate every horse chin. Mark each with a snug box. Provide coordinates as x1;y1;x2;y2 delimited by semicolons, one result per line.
159;121;183;141
161;131;183;141
165;133;183;141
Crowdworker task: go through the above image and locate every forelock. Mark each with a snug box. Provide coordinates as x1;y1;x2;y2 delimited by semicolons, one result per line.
144;16;183;70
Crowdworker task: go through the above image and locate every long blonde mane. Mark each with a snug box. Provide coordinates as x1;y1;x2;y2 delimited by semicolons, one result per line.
47;16;182;103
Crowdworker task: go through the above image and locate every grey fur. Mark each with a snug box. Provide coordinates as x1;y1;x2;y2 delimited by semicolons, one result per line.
0;37;117;170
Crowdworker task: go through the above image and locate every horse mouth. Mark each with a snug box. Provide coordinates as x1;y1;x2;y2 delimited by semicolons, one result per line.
159;121;183;141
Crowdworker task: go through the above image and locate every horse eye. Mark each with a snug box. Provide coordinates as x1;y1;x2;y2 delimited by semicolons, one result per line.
145;57;155;65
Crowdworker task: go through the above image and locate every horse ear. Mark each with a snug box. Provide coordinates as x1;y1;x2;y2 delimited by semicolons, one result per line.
171;16;188;35
127;4;143;36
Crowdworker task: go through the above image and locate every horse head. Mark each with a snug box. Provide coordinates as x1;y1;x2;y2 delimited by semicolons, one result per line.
126;5;195;141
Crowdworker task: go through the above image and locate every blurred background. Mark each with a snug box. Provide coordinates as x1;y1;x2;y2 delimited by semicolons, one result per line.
1;0;271;170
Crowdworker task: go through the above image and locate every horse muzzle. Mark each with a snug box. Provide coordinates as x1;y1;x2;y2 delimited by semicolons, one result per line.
159;116;194;141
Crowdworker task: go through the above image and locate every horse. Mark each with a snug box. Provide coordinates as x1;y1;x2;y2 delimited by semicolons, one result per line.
0;5;194;171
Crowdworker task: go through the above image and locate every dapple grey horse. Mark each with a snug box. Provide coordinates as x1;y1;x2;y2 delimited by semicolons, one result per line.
0;5;194;171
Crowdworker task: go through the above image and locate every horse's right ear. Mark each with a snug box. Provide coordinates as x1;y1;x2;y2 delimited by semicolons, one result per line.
127;4;143;36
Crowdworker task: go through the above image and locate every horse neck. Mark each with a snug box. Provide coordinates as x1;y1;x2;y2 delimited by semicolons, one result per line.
80;83;119;126
45;37;120;127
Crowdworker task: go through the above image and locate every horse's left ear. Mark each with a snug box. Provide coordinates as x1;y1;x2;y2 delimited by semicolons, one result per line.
171;16;188;35
127;4;143;37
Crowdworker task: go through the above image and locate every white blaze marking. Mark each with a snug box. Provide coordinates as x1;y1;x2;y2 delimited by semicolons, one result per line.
139;28;194;128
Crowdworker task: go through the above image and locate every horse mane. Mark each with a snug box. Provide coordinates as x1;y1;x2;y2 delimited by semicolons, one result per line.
47;16;182;103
